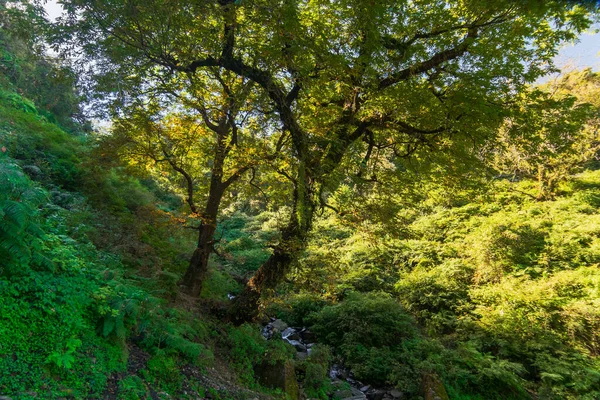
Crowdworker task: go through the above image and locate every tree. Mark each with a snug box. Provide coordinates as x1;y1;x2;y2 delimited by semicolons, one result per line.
56;0;598;321
108;70;288;296
492;70;600;199
1;0;85;132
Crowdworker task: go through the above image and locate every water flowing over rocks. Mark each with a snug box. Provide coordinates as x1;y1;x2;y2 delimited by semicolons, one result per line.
260;319;411;400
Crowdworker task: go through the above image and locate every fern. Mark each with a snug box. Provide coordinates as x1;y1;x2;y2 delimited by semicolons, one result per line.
0;156;48;275
2;200;27;230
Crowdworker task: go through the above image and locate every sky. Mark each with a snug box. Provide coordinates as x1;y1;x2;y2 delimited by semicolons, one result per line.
44;0;63;22
554;30;600;71
43;0;600;72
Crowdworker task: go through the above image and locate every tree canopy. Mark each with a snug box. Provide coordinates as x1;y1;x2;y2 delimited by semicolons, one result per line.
54;0;600;318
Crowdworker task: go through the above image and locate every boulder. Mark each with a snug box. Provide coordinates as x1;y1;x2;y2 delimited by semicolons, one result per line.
286;339;307;352
300;329;317;343
422;374;449;400
329;365;349;380
282;327;301;341
22;165;42;178
366;389;385;400
254;359;299;400
389;389;403;399
271;319;288;332
262;325;274;340
348;387;367;400
334;389;354;399
332;382;366;400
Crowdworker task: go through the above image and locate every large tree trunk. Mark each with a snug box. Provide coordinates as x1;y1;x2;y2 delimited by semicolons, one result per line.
230;174;315;323
180;222;218;297
230;218;311;324
229;136;355;322
180;171;225;297
230;245;293;324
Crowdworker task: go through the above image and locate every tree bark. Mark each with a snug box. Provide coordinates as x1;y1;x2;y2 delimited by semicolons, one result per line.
230;174;315;323
179;185;223;297
181;222;218;297
230;214;313;323
179;130;229;297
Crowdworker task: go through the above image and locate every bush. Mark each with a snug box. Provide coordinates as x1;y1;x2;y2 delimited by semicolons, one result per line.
225;324;294;386
395;260;473;334
296;344;332;399
142;354;182;393
307;292;417;385
118;376;147;400
268;293;329;327
308;292;416;348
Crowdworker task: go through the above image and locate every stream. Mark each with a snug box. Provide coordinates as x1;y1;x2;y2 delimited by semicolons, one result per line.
262;319;405;400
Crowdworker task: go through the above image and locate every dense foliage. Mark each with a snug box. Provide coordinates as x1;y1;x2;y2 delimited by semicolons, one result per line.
1;0;600;399
273;168;600;399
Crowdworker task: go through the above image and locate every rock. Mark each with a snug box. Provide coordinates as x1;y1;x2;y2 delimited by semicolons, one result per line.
331;381;366;400
282;327;301;341
329;364;349;380
366;389;385;400
262;325;274;339
349;387;367;400
389;389;403;399
334;389;353;399
422;374;449;400
300;329;317;342
360;386;370;392
22;165;42;178
271;319;288;332
285;339;306;352
254;359;299;400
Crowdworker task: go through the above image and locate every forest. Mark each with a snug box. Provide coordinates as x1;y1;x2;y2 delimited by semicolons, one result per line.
1;0;600;399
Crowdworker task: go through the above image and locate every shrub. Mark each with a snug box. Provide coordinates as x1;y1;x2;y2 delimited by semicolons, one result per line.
225;324;294;385
308;292;416;349
296;344;332;399
268;293;329;327
118;376;148;400
142;354;182;393
307;292;417;385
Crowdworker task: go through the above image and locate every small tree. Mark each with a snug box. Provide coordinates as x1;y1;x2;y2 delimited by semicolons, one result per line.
108;71;287;296
493;71;599;199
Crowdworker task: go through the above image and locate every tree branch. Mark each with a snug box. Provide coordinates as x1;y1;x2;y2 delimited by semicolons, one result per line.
222;165;250;189
160;148;198;214
248;166;268;201
379;27;479;89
